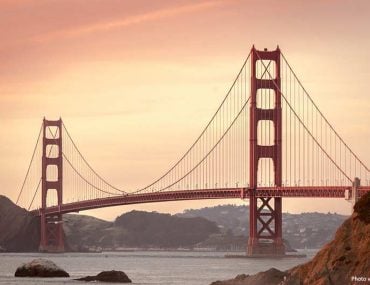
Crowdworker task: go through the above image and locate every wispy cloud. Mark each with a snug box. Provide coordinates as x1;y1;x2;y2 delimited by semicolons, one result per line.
32;0;231;43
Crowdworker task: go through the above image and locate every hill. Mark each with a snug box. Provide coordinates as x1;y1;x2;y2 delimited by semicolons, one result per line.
0;195;40;251
113;210;219;248
63;214;111;251
179;205;348;248
0;196;219;251
0;196;111;252
0;196;353;252
66;211;219;250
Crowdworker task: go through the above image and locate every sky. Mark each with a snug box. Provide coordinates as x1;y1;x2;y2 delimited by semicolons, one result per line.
1;0;369;221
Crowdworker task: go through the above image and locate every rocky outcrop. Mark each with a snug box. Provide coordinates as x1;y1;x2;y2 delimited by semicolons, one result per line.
211;192;370;285
283;192;370;285
15;258;69;277
75;270;132;283
354;191;370;223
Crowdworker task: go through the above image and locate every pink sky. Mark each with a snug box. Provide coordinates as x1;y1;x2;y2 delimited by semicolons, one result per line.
1;0;369;220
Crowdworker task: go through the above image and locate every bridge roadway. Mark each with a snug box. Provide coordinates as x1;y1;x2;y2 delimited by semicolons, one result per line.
31;186;370;216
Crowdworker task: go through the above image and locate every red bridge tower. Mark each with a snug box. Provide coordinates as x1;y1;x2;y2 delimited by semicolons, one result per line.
248;46;284;256
40;118;65;252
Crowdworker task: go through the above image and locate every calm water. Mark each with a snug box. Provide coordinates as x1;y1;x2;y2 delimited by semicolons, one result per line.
0;250;317;285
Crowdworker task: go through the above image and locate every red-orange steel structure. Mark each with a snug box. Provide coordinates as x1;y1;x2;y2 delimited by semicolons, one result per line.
248;46;284;255
32;186;369;217
40;118;64;252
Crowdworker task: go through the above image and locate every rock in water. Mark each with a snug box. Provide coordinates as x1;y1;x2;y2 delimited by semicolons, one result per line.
15;258;69;277
76;270;132;283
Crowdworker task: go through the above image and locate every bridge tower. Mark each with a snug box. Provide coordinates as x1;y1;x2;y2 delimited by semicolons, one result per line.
39;118;65;252
248;46;285;256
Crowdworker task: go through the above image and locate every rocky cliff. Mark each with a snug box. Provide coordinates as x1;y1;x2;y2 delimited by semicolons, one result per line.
283;192;370;285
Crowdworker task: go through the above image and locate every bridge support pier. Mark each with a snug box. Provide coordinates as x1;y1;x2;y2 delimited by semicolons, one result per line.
247;194;284;256
247;46;285;256
40;213;64;252
352;177;360;204
39;118;65;252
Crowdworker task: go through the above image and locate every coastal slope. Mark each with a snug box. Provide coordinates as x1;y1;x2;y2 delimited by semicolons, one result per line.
283;192;370;284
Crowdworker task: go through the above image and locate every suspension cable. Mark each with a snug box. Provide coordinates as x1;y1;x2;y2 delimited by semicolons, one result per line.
144;97;251;193
256;53;352;182
62;153;123;196
136;52;252;193
62;123;126;194
27;126;58;210
281;52;369;172
16;123;43;205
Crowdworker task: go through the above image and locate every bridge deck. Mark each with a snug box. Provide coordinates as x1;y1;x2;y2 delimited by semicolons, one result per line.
32;186;370;216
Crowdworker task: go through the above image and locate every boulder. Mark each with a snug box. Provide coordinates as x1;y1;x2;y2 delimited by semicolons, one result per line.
76;270;132;283
15;258;69;277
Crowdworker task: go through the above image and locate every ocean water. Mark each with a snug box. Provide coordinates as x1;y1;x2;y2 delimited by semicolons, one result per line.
0;250;317;285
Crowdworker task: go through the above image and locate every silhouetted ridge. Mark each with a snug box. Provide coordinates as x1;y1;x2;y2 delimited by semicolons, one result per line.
0;195;40;251
114;210;219;248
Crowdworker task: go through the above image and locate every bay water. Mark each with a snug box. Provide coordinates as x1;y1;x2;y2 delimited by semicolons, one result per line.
0;250;318;285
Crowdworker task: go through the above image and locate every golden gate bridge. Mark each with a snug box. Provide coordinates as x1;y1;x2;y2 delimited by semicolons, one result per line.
15;46;370;255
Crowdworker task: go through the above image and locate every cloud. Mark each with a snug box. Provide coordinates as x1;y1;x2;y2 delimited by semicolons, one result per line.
32;0;232;43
